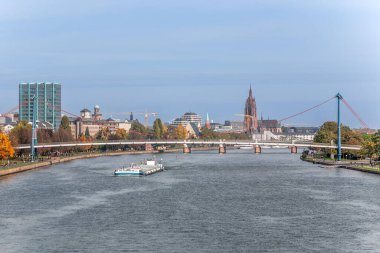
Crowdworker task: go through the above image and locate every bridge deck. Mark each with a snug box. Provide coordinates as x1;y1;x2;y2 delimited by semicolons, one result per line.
14;140;362;151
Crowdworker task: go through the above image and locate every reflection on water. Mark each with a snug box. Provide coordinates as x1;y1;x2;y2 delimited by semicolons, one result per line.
1;149;380;252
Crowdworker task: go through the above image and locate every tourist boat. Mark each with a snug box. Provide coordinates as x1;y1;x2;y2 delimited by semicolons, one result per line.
114;158;164;176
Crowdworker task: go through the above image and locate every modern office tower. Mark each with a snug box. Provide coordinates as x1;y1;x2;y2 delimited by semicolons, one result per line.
19;82;62;130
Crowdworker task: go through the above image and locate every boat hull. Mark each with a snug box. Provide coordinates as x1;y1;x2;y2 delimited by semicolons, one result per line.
114;159;164;176
114;170;144;176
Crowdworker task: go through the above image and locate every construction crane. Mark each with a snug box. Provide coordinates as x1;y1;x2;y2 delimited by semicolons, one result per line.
141;111;159;128
234;113;256;119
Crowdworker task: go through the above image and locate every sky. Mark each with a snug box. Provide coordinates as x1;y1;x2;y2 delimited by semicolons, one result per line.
0;0;379;128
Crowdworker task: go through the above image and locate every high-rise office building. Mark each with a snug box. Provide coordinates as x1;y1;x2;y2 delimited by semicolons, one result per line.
19;82;62;130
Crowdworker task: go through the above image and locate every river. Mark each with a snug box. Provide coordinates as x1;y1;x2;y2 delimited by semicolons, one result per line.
1;149;380;252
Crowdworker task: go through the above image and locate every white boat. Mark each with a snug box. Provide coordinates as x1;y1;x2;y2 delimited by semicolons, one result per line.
114;158;164;176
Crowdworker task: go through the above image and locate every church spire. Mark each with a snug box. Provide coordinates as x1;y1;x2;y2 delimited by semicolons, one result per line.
205;112;211;129
244;85;258;134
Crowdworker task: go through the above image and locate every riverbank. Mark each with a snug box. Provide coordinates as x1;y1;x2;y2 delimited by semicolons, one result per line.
301;156;380;175
0;147;218;177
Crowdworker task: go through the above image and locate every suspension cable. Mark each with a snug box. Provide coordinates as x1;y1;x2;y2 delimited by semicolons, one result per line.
279;96;336;122
341;99;369;129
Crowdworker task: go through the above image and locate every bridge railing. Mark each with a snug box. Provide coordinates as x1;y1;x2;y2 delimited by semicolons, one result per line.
13;139;361;150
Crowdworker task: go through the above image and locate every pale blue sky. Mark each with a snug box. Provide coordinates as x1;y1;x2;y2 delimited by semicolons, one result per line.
0;0;379;128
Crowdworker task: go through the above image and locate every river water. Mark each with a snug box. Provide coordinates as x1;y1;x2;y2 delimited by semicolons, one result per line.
1;149;380;252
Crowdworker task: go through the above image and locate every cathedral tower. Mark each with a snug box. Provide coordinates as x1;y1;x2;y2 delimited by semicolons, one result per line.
244;85;258;133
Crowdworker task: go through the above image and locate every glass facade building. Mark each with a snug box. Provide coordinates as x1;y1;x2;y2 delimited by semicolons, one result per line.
19;82;62;130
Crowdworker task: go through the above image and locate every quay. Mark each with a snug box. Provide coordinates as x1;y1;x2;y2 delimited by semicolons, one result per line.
0;147;218;178
301;156;380;175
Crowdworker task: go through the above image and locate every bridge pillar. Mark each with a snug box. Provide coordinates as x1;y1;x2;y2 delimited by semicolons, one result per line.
290;146;297;154
255;145;261;154
183;144;191;154
145;143;153;152
330;140;335;159
219;144;226;154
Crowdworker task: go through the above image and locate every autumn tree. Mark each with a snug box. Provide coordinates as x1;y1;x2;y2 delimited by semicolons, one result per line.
96;127;111;141
116;129;128;140
0;132;15;161
53;116;74;142
9;121;32;145
163;125;176;139
176;124;187;140
314;121;363;145
314;121;364;158
109;129;128;140
79;133;92;152
128;121;147;140
361;130;380;161
37;129;54;143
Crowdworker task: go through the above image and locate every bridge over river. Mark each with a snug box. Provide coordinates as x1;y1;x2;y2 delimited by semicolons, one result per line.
14;140;362;154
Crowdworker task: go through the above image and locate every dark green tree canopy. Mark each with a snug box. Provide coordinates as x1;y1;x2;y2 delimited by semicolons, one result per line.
60;116;71;130
153;118;163;139
85;127;90;138
131;121;147;134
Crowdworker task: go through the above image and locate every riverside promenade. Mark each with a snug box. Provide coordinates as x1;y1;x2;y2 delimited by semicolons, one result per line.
0;147;218;177
301;156;380;175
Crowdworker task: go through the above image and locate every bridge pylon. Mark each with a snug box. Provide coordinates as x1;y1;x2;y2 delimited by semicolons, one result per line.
255;145;261;154
336;93;343;161
218;143;226;154
183;143;191;154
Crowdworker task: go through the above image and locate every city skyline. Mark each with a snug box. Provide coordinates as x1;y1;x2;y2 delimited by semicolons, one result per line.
1;84;374;129
0;1;379;128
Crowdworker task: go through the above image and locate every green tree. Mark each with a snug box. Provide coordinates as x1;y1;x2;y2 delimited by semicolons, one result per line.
131;121;147;134
157;119;165;136
85;127;90;138
362;140;377;162
314;121;363;145
314;122;337;143
314;121;363;158
153;118;163;139
60;115;71;130
200;127;220;140
128;121;148;140
360;130;380;161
